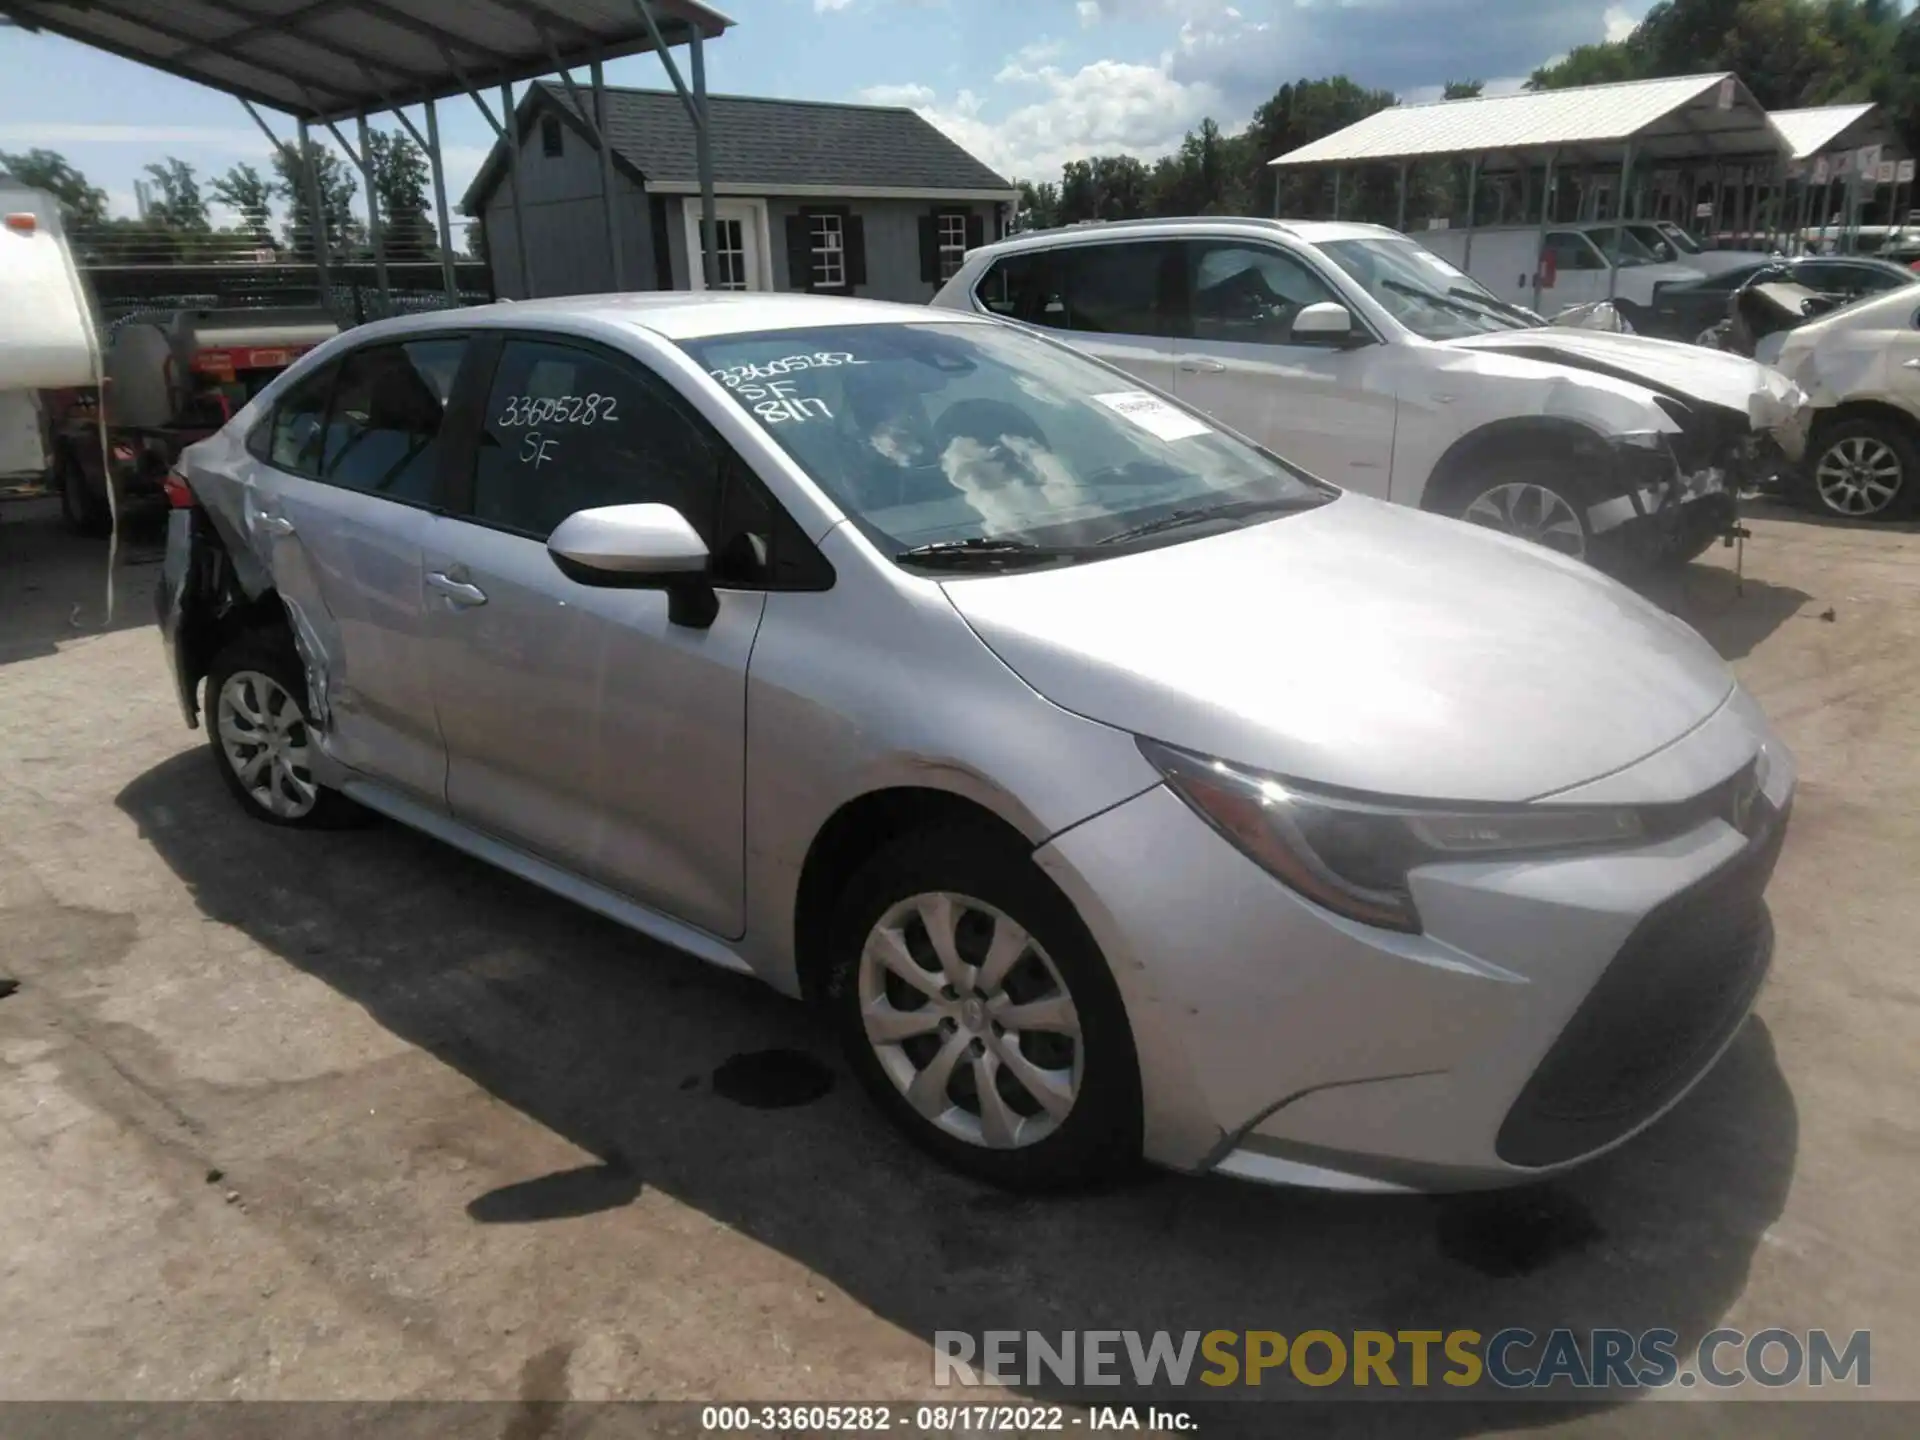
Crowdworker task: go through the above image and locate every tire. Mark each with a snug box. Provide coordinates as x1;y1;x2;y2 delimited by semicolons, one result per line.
1443;462;1596;565
1800;416;1918;521
825;824;1143;1192
204;630;366;829
56;445;112;537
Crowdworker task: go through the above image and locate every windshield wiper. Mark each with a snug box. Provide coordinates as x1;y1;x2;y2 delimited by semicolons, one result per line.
894;536;1086;568
1449;285;1541;324
1380;277;1528;329
1097;495;1328;547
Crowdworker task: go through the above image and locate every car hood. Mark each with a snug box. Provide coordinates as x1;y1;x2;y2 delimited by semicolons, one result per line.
943;496;1734;804
1444;327;1806;430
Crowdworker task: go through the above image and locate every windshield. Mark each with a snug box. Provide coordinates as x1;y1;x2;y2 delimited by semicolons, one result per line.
1654;222;1704;255
1318;237;1536;340
680;322;1332;565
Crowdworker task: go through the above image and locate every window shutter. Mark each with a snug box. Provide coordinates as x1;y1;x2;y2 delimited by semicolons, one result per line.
965;212;985;250
918;214;940;284
843;214;867;287
784;214;813;291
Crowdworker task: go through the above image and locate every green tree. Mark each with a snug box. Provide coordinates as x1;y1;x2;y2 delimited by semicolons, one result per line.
366;129;436;260
141;158;210;232
210;162;276;245
1014;178;1060;230
271;140;360;260
0;147;108;228
1058;155;1153;222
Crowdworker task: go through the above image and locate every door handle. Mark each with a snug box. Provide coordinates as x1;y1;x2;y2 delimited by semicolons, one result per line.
246;501;294;537
427;571;488;607
1178;358;1227;374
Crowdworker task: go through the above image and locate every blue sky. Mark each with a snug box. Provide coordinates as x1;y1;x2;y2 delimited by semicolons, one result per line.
0;0;1656;231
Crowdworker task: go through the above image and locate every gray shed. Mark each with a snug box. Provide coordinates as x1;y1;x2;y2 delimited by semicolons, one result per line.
463;84;1017;302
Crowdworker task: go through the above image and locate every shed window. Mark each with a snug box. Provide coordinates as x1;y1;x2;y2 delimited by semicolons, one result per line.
811;213;846;290
540;114;564;159
937;212;970;281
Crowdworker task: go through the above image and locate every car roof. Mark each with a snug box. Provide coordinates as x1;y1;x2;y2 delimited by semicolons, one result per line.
974;215;1400;256
325;291;994;346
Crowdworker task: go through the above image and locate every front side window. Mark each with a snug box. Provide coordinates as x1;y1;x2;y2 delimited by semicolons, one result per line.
466;338;719;541
1544;232;1608;273
317;338;466;504
1178;242;1340;344
683;322;1330;563
1321;237;1535;339
264;362;337;475
810;213;846;290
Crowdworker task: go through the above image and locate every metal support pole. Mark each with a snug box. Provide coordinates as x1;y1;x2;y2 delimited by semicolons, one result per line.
1533;150;1557;312
591;61;627;290
422;99;458;303
295;118;332;302
1607;141;1632;302
354;113;391;312
1395;161;1408;232
689;24;716;290
1332;168;1344;220
1462;155;1480;271
501;80;533;297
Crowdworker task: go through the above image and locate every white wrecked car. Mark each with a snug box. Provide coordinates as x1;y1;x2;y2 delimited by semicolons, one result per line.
1756;286;1920;520
935;218;1810;568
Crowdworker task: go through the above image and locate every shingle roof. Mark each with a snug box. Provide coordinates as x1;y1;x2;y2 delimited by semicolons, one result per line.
1768;104;1883;161
1271;73;1788;169
464;84;1010;211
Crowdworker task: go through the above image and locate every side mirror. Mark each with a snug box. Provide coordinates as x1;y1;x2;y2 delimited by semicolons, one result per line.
1291;301;1363;346
547;502;718;628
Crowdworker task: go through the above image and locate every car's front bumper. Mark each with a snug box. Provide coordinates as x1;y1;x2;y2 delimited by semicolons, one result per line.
1034;686;1795;1191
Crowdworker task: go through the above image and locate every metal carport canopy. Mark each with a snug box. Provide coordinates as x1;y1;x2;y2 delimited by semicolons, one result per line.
0;0;732;123
1269;72;1791;172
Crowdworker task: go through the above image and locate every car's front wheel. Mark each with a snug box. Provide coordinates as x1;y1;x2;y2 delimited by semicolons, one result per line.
827;824;1142;1191
1450;466;1594;563
1804;417;1917;520
204;631;365;829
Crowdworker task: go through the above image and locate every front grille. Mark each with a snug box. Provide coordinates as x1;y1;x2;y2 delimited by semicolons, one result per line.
1496;799;1788;1168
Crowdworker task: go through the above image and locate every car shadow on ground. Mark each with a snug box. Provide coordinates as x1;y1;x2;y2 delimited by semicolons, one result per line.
117;751;1801;1435
1739;496;1920;536
1634;558;1814;662
0;509;167;667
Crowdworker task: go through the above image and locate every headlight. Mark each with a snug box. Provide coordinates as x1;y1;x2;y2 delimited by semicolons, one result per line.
1137;739;1644;934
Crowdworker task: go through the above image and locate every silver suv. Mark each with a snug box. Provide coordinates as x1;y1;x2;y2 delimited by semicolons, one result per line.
934;217;1810;568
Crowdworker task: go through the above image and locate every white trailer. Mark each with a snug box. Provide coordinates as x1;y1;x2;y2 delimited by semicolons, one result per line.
0;183;100;484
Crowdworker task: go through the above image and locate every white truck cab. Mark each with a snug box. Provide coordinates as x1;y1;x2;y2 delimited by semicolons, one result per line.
1418;224;1705;318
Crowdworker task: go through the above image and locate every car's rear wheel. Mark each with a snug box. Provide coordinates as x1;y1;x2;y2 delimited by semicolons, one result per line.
1804;417;1916;520
56;445;111;537
205;631;365;829
826;824;1142;1191
1450;467;1594;563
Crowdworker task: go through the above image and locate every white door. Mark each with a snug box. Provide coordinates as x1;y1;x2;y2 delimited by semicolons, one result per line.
1169;239;1396;495
684;199;768;292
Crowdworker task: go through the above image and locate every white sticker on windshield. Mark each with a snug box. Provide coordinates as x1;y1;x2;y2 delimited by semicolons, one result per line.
1092;390;1212;442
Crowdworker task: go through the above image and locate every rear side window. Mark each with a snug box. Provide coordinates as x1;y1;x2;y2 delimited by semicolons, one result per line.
465;338;720;541
975;241;1178;336
263;362;337;475
316;339;466;505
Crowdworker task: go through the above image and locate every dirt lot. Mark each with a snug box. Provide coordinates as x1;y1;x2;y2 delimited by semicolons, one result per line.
1;498;1916;1435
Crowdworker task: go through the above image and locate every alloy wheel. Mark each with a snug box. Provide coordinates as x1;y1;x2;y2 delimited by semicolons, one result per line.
1461;482;1588;559
1814;436;1903;516
216;669;319;820
857;891;1082;1150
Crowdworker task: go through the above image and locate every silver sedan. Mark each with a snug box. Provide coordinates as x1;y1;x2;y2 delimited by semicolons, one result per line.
158;292;1794;1193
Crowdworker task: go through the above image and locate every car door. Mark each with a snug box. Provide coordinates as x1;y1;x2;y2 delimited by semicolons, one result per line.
420;332;767;939
238;336;467;803
1166;238;1397;495
974;240;1180;392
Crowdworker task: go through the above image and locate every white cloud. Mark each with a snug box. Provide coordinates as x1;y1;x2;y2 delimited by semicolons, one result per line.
814;0;855;11
0;122;270;152
1076;0;1101;24
1602;4;1637;41
865;51;1223;181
